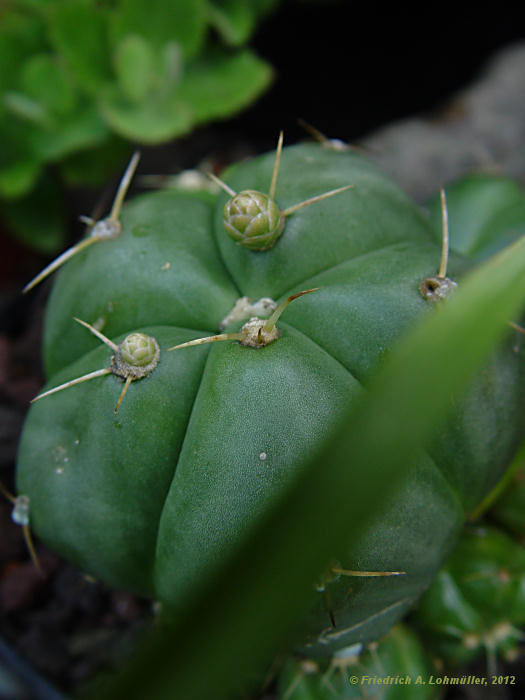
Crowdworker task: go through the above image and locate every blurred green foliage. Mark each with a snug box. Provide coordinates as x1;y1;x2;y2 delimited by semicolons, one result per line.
0;0;275;251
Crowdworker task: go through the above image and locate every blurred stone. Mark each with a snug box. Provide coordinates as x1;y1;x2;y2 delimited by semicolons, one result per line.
364;42;525;202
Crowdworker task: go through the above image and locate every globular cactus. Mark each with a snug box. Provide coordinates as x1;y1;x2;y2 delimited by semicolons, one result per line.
15;142;525;655
413;526;525;672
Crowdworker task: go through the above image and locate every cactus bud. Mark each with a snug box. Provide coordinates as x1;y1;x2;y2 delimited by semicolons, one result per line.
118;333;160;370
223;190;285;251
212;133;352;252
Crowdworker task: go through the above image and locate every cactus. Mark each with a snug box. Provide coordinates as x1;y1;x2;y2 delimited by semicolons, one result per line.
413;526;525;672
278;625;438;700
16;142;525;655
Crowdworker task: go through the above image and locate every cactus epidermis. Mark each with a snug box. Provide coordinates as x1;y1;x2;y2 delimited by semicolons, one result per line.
16;144;525;654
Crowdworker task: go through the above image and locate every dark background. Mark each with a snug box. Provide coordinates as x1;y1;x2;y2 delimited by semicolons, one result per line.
230;0;525;144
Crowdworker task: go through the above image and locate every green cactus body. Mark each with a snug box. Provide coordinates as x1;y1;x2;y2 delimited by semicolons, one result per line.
278;625;438;700
16;144;525;655
413;527;525;667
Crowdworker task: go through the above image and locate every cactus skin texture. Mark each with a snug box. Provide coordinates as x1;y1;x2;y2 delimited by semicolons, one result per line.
413;527;525;668
16;144;525;655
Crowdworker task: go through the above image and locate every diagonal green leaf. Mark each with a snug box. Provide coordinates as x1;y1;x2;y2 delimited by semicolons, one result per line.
92;236;525;700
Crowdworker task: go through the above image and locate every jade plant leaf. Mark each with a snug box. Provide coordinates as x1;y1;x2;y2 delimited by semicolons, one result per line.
110;0;207;59
48;0;113;92
0;0;276;252
177;48;273;123
206;0;262;46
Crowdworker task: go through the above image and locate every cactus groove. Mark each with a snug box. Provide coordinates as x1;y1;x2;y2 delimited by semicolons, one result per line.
16;144;525;654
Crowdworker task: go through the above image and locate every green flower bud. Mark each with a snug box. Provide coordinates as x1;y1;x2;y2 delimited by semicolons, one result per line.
113;332;160;380
223;189;285;251
120;333;158;367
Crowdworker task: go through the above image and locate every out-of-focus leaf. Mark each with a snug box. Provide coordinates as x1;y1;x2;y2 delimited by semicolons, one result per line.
206;0;278;45
48;1;112;91
3;90;50;126
2;172;65;253
113;35;157;103
178;48;272;122
0;157;41;198
20;53;77;116
206;0;257;46
0;9;47;92
28;103;109;161
98;87;193;144
0;117;41;197
157;42;184;93
110;0;206;58
59;137;130;188
93;235;525;700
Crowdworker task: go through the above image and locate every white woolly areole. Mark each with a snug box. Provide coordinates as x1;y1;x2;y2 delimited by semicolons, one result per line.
239;317;280;348
219;297;277;330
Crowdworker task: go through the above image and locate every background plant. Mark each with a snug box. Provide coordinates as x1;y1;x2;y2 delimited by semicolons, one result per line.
0;0;276;251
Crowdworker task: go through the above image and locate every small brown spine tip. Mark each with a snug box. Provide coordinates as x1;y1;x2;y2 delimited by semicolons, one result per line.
263;287;320;333
508;321;525;334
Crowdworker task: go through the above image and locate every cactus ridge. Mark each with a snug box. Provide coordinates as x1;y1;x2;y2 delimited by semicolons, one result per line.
15;143;525;654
